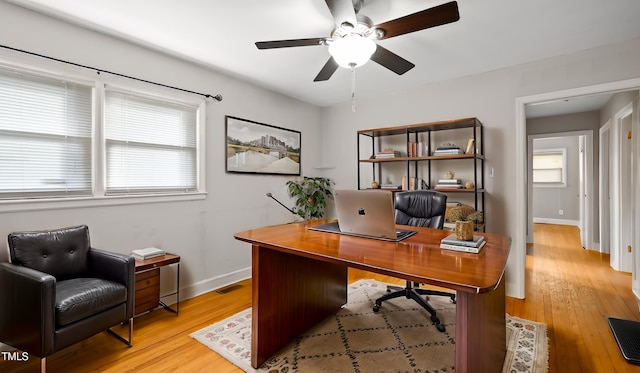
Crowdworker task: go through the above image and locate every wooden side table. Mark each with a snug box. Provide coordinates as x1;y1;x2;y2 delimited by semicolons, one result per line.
134;254;180;316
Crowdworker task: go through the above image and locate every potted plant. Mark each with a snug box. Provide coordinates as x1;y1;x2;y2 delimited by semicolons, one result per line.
286;176;334;220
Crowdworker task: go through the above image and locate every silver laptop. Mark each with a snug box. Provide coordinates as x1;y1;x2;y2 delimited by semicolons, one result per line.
309;189;417;241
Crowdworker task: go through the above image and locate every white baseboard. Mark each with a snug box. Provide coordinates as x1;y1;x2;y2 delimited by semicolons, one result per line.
533;217;580;226
168;267;251;303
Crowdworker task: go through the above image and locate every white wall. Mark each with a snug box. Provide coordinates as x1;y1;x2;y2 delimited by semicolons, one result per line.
0;2;323;299
321;37;640;298
2;1;640;300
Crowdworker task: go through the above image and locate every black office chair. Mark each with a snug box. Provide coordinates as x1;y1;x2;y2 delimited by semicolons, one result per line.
373;190;456;332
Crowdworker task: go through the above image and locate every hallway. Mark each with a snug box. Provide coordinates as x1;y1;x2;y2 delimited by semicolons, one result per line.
506;223;640;372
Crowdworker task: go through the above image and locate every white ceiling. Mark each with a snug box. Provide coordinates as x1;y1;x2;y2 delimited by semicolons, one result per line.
7;0;640;107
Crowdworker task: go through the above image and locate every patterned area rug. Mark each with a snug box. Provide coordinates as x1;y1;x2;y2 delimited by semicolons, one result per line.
191;280;548;372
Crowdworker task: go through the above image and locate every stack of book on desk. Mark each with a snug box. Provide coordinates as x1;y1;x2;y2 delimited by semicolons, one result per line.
440;234;486;253
131;247;165;260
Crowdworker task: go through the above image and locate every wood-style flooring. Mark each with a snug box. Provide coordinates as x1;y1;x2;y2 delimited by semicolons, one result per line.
1;223;638;372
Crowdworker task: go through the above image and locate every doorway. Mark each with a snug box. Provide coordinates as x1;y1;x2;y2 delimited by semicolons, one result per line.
514;78;640;299
527;132;592;250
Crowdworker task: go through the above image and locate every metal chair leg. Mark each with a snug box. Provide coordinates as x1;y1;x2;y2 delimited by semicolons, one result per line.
106;318;133;346
41;357;46;373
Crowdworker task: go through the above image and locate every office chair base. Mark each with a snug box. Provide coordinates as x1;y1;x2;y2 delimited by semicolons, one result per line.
373;282;455;333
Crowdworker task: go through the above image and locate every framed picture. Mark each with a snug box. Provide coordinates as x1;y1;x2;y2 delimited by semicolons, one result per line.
465;138;475;154
225;116;301;175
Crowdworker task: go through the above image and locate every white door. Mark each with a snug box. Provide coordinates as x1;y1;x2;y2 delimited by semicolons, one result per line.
620;113;634;272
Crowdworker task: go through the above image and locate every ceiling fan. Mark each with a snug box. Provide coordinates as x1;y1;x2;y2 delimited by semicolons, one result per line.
255;0;460;82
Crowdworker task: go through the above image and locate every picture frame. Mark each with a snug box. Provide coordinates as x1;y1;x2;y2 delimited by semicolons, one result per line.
465;138;475;154
225;116;301;175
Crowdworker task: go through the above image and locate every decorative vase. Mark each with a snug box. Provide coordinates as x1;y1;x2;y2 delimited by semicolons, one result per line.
455;220;474;241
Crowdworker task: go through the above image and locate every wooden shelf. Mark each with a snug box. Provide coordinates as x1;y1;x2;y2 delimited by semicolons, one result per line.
435;188;486;193
358;117;482;137
361;154;485;163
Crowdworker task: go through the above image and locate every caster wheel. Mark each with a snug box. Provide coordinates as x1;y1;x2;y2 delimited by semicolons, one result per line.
373;304;380;313
436;323;446;332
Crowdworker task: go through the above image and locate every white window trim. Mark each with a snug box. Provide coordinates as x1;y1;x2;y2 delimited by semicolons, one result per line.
0;53;207;213
533;148;567;188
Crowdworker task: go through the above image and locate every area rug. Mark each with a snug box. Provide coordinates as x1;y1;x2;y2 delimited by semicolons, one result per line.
191;280;548;372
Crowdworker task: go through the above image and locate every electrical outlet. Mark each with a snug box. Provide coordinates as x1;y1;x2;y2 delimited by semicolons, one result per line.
559;209;564;215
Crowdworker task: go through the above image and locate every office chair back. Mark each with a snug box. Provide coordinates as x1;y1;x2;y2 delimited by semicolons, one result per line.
394;190;447;229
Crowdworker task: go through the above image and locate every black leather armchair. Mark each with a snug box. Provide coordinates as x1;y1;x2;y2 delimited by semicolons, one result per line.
0;225;134;372
373;190;456;332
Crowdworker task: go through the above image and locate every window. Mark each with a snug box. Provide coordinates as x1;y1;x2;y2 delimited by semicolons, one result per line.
0;63;204;205
0;69;93;199
533;149;566;186
104;90;198;194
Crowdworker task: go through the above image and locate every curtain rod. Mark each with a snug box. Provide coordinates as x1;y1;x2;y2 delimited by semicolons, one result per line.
0;44;223;102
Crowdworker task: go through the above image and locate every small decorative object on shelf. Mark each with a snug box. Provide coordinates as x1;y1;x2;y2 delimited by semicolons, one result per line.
465;181;474;189
465;138;475;154
371;181;379;189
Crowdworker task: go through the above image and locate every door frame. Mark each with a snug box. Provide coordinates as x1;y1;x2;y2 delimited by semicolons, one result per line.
599;120;611;254
612;102;635;272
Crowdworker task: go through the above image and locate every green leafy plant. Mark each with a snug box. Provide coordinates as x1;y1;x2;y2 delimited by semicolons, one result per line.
286;176;334;220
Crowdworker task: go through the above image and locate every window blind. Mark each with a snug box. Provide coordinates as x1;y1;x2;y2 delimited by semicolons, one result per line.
104;90;197;194
533;152;564;184
0;69;92;198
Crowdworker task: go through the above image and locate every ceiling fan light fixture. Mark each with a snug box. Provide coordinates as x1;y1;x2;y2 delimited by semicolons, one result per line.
328;35;376;68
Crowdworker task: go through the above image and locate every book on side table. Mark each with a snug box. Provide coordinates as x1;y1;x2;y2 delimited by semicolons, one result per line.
132;247;165;260
440;234;486;253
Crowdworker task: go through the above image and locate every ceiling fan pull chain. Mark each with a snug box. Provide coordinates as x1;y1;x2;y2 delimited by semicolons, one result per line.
351;63;357;112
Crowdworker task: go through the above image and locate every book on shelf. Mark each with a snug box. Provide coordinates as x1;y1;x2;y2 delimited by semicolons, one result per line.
435;184;464;189
441;234;485;247
375;150;402;158
433;149;464;155
380;184;402;190
131;247;165;260
438;179;462;184
407;142;425;157
440;240;486;254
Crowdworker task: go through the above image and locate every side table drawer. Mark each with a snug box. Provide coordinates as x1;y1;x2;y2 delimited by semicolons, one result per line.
135;268;160;315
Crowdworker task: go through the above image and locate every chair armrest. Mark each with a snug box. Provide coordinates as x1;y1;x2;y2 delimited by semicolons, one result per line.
88;249;135;319
0;262;56;357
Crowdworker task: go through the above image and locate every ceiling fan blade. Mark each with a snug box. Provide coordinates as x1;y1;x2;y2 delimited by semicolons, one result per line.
313;57;339;82
256;38;326;49
324;0;357;28
375;1;460;40
370;45;415;75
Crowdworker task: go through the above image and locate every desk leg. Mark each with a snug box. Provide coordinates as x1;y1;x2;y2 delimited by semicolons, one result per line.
251;244;347;369
455;272;506;373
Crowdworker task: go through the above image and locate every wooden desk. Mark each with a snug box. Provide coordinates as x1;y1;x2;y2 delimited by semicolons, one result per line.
234;221;511;373
134;254;180;316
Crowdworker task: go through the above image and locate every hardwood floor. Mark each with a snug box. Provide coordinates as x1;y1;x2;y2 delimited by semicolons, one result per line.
2;223;639;372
